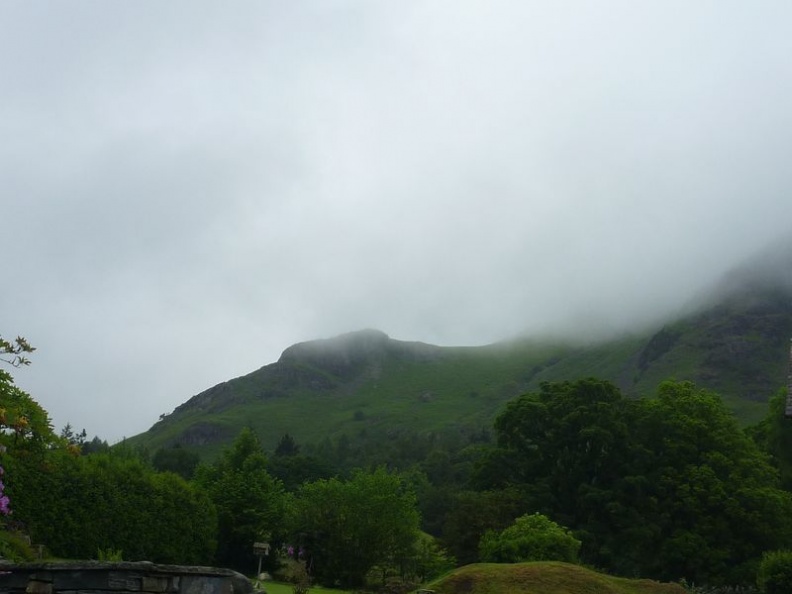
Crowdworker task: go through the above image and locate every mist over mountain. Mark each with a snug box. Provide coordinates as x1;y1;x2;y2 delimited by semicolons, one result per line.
701;237;792;303
125;250;792;457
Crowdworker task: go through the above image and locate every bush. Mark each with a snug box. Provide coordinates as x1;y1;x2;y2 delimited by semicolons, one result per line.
478;512;580;564
0;530;36;562
757;550;792;594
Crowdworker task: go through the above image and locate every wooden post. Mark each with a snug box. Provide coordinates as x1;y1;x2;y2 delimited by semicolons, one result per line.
253;542;270;578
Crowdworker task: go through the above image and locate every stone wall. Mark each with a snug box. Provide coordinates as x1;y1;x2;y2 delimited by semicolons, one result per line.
0;562;252;594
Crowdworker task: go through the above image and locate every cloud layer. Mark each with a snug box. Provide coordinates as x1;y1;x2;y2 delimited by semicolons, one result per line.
2;2;791;441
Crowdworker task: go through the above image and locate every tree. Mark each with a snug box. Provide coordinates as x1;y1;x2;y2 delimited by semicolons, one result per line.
0;336;54;451
480;378;632;564
194;428;288;572
629;381;792;584
291;467;420;588
750;388;792;489
482;378;792;585
274;433;301;457
478;512;581;563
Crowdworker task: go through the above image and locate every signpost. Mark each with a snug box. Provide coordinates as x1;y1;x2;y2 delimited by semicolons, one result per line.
253;541;270;578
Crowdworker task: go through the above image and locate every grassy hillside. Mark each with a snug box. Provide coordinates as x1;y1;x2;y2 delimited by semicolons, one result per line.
125;280;792;457
426;562;686;594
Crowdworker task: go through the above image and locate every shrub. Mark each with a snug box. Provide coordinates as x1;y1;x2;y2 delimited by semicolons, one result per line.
0;530;36;562
478;512;580;564
757;550;792;594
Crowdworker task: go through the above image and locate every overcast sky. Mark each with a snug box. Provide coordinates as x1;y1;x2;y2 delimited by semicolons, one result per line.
2;2;791;442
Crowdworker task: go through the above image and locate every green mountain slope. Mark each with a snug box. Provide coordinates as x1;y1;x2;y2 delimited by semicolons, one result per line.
126;274;792;457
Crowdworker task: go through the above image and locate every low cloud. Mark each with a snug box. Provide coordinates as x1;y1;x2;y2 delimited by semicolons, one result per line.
2;2;791;440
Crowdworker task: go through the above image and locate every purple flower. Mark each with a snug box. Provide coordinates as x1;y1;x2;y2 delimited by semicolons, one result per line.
287;545;295;557
0;464;9;515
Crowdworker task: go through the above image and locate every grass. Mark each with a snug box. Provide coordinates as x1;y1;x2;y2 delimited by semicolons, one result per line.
258;581;348;594
425;562;687;594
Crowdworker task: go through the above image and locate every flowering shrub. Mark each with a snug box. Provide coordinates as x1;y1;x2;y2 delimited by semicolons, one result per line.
278;544;311;594
0;465;10;516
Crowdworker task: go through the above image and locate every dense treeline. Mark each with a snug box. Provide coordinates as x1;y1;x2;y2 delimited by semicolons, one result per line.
3;332;792;590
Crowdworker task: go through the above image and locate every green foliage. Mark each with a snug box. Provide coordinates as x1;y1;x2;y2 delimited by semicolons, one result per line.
0;336;35;368
0;335;51;450
409;532;456;582
97;547;123;561
441;488;526;565
0;333;215;565
749;388;792;490
757;550;792;594
6;449;216;564
478;513;581;564
291;466;420;588
194;427;287;572
480;378;792;586
268;453;333;491
0;530;36;562
0;369;55;451
275;433;301;457
151;444;200;479
276;558;311;594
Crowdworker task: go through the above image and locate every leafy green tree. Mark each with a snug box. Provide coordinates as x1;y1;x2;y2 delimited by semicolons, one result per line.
478;512;581;563
633;381;792;584
479;378;632;563
194;427;288;572
291;467;420;588
482;378;792;585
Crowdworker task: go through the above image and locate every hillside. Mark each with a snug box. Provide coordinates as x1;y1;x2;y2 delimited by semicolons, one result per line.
426;562;686;594
126;273;792;457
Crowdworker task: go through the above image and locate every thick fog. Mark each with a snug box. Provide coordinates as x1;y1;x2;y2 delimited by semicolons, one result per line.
2;2;791;441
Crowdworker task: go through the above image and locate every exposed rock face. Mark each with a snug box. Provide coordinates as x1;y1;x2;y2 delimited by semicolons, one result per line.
176;422;229;447
278;329;444;378
0;561;252;594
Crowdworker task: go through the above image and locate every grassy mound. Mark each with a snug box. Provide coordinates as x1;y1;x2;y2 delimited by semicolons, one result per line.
425;562;686;594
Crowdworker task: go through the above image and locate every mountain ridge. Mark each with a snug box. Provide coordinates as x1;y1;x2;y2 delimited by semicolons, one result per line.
128;260;792;457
